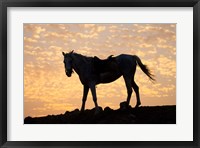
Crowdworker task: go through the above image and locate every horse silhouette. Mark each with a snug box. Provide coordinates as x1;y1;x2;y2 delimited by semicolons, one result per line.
62;50;155;113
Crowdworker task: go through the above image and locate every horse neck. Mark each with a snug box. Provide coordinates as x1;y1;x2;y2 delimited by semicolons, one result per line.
71;53;91;74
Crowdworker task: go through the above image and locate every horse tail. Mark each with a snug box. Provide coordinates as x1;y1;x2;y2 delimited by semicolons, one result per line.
134;55;155;81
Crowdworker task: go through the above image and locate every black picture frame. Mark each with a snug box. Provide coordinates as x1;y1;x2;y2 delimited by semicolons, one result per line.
0;0;199;147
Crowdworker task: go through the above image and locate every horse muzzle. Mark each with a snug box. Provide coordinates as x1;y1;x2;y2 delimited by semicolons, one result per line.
66;69;72;77
66;71;72;77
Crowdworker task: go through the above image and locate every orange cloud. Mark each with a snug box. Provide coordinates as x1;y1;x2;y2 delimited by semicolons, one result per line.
24;37;38;43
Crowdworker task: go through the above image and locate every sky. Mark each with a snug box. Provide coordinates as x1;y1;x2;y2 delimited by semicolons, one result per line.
24;24;176;117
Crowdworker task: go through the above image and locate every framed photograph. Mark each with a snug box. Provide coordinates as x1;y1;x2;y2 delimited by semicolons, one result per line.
0;0;199;147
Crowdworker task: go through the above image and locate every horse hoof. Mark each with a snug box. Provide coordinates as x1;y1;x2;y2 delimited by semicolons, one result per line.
135;104;141;108
120;101;129;110
80;110;84;115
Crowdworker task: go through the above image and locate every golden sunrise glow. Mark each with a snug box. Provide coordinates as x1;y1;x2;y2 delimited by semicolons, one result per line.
24;24;176;117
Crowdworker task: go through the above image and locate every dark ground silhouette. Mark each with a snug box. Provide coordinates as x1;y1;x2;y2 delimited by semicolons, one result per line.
24;104;176;124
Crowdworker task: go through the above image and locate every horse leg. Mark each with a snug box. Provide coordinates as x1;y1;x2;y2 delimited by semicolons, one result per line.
123;76;133;107
81;85;89;112
132;80;141;108
89;83;100;113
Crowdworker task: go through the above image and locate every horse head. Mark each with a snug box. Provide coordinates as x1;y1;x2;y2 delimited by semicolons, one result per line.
62;51;74;77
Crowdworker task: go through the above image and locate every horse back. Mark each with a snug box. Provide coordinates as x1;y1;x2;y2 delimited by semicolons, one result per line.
92;55;116;74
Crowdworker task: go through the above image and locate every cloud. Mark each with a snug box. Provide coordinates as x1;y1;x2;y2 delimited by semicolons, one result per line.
58;24;67;30
33;35;40;39
109;25;118;29
83;24;96;28
97;26;106;32
71;39;77;43
157;37;167;44
139;43;153;49
48;46;62;51
35;26;46;34
24;37;38;43
157;55;176;77
76;32;98;39
25;63;35;68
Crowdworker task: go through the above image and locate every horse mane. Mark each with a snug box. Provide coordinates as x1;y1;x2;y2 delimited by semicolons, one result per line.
72;52;91;58
71;52;93;63
71;52;115;64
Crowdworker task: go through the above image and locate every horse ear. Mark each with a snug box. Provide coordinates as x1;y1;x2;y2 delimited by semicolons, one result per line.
62;52;65;56
71;50;74;53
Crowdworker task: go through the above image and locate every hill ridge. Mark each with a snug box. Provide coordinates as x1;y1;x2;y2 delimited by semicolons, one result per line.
24;105;176;124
